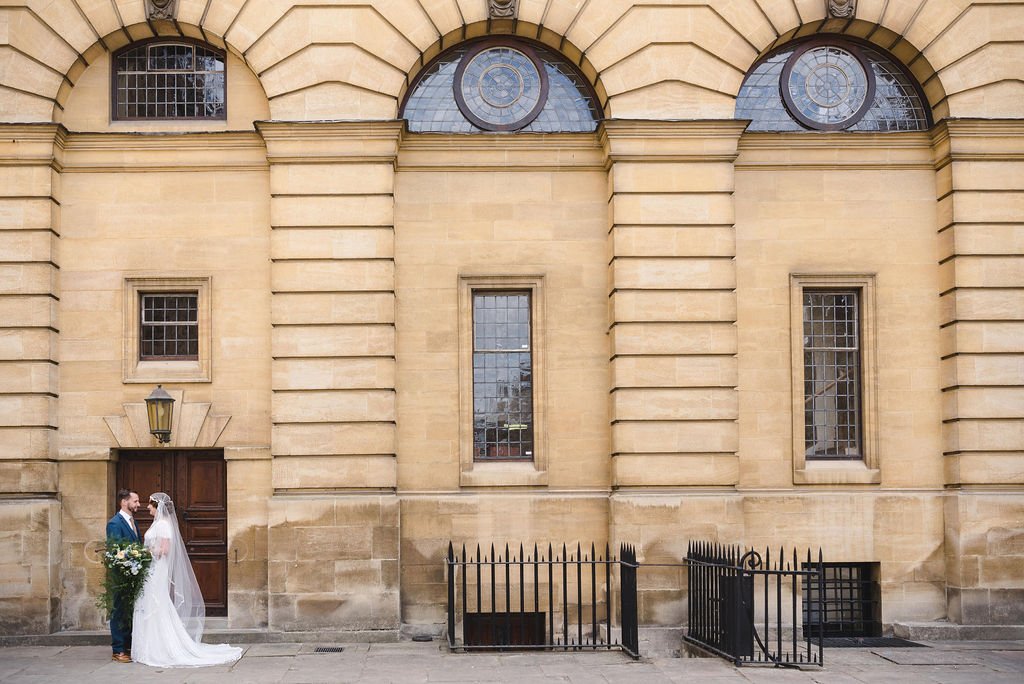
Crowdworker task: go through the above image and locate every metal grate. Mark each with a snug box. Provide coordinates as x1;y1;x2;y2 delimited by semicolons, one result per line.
312;646;345;653
802;563;880;638
803;289;862;460
445;542;639;658
114;42;226;120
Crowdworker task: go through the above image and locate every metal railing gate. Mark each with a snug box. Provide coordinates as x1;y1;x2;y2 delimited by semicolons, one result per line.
684;541;825;667
445;542;640;658
444;539;822;667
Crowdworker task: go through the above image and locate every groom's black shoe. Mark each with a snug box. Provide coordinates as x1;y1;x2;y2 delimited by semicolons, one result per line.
112;652;131;663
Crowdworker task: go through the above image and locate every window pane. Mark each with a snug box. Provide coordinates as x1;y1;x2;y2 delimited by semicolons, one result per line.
113;42;226;120
736;40;929;132
140;292;199;360
472;291;533;461
403;42;600;133
803;290;861;459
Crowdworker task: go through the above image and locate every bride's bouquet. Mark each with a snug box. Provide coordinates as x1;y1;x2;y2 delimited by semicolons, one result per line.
96;539;153;627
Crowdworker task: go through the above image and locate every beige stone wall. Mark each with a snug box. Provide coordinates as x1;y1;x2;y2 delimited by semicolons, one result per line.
735;133;944;491
59;51;269;132
0;499;60;633
35;51;275;630
393;135;612;624
402;495;610;626
935;120;1024;626
394;135;610;493
605;121;745;489
268;495;399;632
259;122;402;632
1;0;1022;637
945;493;1024;625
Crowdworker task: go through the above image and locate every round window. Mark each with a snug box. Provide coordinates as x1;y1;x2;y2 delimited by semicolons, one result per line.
454;42;549;131
781;42;876;130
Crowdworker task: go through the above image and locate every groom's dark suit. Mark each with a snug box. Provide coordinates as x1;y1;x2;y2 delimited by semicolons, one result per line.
106;511;139;656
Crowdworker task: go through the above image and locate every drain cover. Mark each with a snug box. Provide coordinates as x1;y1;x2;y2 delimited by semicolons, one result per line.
313;646;345;653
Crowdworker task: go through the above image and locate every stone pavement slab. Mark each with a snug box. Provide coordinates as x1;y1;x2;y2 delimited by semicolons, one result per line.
1;640;1022;683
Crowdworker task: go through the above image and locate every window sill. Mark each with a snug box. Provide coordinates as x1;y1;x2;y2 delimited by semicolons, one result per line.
124;360;211;384
460;461;548;488
794;460;880;485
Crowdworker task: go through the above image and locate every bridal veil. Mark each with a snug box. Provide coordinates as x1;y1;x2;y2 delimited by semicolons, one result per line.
149;492;206;641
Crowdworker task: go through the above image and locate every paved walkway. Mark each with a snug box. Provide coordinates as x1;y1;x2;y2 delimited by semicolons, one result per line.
1;640;1023;683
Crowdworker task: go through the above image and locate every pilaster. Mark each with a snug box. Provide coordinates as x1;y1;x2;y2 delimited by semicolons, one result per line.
257;120;402;633
602;120;746;489
933;119;1024;626
0;123;63;633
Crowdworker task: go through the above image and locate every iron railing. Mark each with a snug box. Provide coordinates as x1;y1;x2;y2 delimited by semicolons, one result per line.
685;541;825;667
445;542;639;658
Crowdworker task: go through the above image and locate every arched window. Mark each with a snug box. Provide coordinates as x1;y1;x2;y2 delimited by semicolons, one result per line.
113;40;226;120
736;38;929;132
402;39;600;133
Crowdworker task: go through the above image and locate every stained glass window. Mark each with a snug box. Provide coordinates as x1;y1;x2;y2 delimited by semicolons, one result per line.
403;40;600;133
736;39;929;132
114;42;226;120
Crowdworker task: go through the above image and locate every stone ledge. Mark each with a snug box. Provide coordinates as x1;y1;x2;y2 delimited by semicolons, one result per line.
0;628;399;647
894;622;1024;641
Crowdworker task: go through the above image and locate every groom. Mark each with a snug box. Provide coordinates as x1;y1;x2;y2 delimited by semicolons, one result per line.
106;488;140;663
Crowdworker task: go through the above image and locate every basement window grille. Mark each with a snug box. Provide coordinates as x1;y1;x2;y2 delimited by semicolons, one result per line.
802;562;881;638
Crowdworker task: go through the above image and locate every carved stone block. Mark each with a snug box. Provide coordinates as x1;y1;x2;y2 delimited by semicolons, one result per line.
146;0;178;20
827;0;856;18
488;0;517;19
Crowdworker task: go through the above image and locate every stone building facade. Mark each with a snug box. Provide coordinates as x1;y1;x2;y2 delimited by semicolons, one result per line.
0;0;1021;638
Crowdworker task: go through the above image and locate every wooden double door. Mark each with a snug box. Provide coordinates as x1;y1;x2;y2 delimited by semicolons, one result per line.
117;449;228;616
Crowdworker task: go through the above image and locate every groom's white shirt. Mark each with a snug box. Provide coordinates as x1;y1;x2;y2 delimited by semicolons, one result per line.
119;510;136;534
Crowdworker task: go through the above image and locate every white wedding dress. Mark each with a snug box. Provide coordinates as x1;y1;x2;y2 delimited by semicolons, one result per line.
132;507;242;667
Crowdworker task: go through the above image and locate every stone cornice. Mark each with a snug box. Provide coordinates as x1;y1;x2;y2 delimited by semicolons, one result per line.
397;131;605;171
60;130;267;172
599;119;748;162
256;120;404;164
0;123;68;169
932;118;1024;166
737;130;934;170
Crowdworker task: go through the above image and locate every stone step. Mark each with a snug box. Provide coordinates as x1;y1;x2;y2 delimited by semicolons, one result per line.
894;622;1024;642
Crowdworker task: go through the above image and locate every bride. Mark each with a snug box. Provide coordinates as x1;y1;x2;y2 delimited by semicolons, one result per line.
132;492;242;667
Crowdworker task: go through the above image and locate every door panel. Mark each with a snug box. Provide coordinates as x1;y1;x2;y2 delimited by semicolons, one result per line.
116;449;228;616
117;452;168;539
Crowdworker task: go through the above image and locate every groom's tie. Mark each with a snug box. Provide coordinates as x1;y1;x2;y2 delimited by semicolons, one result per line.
129;517;137;538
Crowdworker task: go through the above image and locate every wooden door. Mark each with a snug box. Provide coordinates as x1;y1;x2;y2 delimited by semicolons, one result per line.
116;449;228;616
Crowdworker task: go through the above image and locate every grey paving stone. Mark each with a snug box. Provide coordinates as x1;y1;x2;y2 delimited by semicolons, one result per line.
244;642;303;657
2;641;1024;683
871;649;981;665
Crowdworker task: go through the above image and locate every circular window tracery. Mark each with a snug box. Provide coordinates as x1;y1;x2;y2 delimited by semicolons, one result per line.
735;37;929;133
454;43;549;131
782;42;875;130
402;38;599;134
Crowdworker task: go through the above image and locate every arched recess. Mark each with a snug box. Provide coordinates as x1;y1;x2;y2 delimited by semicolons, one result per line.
397;19;609;122
58;22;269;130
744;19;948;123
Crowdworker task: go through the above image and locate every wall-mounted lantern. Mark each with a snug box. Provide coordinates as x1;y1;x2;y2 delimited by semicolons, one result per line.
145;385;175;445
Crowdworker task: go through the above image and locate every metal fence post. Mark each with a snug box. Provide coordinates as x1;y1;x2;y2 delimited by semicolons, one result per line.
619;543;639;658
446;542;456;647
